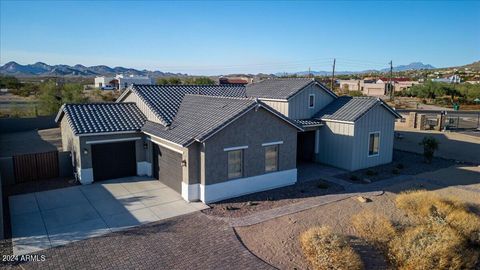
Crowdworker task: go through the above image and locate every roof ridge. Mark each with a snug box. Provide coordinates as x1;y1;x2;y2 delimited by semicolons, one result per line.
63;102;136;106
134;84;245;88
183;93;254;101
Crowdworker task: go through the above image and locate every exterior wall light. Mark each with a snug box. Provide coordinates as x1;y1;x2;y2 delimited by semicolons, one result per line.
143;142;148;149
83;148;88;155
181;160;187;167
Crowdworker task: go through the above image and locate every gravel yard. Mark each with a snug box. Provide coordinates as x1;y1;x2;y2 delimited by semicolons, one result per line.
235;167;480;270
202;179;344;218
338;150;457;183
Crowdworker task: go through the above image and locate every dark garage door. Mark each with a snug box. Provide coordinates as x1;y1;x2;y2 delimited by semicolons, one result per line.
153;144;182;193
91;141;137;181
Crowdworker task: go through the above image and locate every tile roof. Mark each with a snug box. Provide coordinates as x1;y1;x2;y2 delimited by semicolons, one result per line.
142;94;303;146
123;84;246;126
246;78;335;100
55;103;146;135
314;96;401;122
142;95;258;146
294;119;324;128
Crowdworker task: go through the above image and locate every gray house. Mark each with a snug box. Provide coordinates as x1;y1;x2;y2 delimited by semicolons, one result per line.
56;78;401;203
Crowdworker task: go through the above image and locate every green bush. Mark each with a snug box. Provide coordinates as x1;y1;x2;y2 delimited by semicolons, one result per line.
419;136;439;163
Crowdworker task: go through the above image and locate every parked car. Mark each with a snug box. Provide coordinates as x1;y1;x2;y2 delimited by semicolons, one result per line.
101;85;115;90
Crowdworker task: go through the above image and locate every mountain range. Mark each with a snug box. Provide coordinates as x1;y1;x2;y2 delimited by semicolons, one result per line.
277;62;436;76
0;61;187;77
0;61;450;78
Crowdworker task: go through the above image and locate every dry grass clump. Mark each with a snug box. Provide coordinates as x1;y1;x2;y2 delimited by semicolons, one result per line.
388;223;478;270
351;210;396;249
396;190;480;244
349;190;480;269
300;226;364;270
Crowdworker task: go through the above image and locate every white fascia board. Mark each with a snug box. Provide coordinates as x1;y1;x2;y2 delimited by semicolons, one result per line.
78;130;139;137
86;137;142;145
321;119;355;124
145;134;185;154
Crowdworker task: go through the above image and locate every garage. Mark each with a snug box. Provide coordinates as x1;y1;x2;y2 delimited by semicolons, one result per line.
153;144;182;193
91;141;137;181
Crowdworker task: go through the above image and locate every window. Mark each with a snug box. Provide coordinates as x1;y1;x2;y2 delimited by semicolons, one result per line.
368;132;380;156
265;145;279;172
308;94;315;108
227;150;243;179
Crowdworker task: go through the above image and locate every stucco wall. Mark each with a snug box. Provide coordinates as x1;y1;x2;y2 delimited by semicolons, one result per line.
288;84;335;119
316;121;355;170
61;117;81;171
352;105;395;170
202;107;297;185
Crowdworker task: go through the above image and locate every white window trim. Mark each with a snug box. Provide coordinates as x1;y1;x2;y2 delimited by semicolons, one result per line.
261;141;283;147
223;145;248;152
368;131;381;157
308;94;315;109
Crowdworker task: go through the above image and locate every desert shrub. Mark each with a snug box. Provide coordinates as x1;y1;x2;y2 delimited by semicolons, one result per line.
351;211;396;249
365;169;378;176
300;226;364;270
388;224;478;270
317;182;329;189
445;206;480;245
395;190;466;223
350;175;360;181
419;136;439;163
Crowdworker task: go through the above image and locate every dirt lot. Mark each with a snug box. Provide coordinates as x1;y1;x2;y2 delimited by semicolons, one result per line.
202;179;343;218
235;165;480;270
394;126;480;163
0;128;62;157
338;150;456;183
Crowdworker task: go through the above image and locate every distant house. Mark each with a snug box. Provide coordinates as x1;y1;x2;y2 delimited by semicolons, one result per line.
338;78;419;96
56;78;400;203
432;75;461;84
219;76;253;85
94;74;153;90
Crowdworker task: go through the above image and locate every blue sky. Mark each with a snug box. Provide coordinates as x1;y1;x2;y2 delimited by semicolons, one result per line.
1;1;479;75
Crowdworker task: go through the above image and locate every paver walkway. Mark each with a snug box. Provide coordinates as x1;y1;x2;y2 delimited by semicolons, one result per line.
11;212;273;270
228;190;383;227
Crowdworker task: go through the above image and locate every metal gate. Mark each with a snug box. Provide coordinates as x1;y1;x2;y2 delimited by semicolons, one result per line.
13;151;59;183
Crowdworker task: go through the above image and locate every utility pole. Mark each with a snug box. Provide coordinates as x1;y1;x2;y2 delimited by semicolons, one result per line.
389;60;393;101
308;67;311;78
331;58;336;91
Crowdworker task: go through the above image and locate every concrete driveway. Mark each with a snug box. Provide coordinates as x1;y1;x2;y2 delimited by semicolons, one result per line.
9;176;208;255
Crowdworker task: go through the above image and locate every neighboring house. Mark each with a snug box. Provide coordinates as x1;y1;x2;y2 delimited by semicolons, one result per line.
432;75;461;84
338;78;419;96
219;76;253;85
94;74;153;90
56;78;401;203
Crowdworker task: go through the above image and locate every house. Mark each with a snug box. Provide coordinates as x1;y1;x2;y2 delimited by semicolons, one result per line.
432;75;461;84
338;78;419;96
56;78;401;203
94;74;153;90
219;76;253;85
